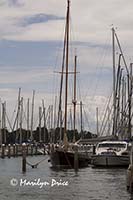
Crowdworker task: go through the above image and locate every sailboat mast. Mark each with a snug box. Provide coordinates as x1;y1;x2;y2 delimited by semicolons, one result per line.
73;54;77;142
57;21;67;128
30;90;35;141
96;107;99;136
19;97;23;144
112;27;116;136
2;102;6;144
27;98;30;140
64;0;70;145
0;102;1;145
42;99;46;143
128;63;132;139
39;106;42;142
80;101;83;138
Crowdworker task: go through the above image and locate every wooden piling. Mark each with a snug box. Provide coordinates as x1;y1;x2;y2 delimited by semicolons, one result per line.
1;144;5;159
13;144;16;157
16;144;18;157
127;143;133;192
74;144;78;171
7;144;11;158
26;144;29;155
43;144;46;155
22;143;26;173
93;145;96;155
30;144;33;156
35;144;38;155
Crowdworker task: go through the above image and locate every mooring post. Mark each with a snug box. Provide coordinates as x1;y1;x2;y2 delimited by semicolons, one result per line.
22;143;26;173
129;143;133;192
16;144;18;157
127;143;133;192
43;144;46;155
26;144;28;156
30;144;33;156
13;144;16;157
1;144;5;159
51;143;54;153
35;144;38;155
8;144;11;158
74;144;78;171
93;145;96;155
48;143;50;154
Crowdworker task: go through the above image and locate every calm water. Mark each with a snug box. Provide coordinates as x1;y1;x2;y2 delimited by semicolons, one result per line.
0;155;132;200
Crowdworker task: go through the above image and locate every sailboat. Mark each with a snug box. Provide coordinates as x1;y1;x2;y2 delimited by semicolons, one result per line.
91;28;132;167
50;0;89;169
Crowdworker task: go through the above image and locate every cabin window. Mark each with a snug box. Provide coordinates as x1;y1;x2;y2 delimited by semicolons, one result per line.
98;143;126;148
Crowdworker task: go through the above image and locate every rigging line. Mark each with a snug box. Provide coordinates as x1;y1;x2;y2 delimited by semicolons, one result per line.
32;112;38;130
57;17;67;127
99;89;113;123
100;101;113;136
5;112;13;132
83;106;91;130
99;92;113;134
83;36;112;103
26;155;49;168
21;99;28;125
101;78;131;136
89;47;112;104
83;67;112;123
76;71;82;103
100;103;113;136
10;102;18;125
51;36;67;124
114;31;129;75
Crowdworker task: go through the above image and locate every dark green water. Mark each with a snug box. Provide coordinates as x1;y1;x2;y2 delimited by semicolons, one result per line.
0;156;132;200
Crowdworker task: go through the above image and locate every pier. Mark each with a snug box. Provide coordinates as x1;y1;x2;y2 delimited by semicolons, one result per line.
0;143;47;158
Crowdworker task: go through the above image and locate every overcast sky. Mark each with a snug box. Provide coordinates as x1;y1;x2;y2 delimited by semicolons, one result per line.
0;0;132;132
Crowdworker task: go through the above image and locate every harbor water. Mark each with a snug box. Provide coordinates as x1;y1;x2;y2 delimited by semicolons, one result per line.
0;155;132;200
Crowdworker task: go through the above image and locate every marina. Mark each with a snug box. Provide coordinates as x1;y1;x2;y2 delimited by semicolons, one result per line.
0;0;133;199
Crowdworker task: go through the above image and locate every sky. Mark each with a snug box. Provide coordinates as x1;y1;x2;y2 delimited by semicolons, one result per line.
0;0;133;133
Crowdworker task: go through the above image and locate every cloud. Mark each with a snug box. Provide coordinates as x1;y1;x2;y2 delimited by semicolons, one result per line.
0;0;132;45
0;0;24;7
0;67;53;89
8;0;24;7
19;14;64;27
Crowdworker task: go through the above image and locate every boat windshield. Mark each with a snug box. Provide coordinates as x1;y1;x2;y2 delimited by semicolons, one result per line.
98;143;126;148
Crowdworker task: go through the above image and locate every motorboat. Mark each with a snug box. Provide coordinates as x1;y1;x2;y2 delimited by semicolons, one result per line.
91;141;130;167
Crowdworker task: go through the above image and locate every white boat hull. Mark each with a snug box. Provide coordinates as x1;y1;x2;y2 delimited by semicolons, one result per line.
92;154;129;167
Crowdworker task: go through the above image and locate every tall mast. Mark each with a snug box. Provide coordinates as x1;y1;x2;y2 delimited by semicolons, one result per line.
115;54;122;134
80;101;83;138
121;77;124;139
112;27;116;136
30;90;35;141
73;54;77;142
63;0;70;146
0;102;1;145
19;97;23;144
53;96;57;143
128;63;132;139
96;107;99;136
57;18;67;128
2;102;6;144
27;98;30;140
13;88;21;132
39;106;42;142
42;99;46;143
